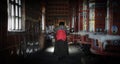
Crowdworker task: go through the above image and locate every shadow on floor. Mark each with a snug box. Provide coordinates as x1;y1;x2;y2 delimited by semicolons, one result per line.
0;43;120;64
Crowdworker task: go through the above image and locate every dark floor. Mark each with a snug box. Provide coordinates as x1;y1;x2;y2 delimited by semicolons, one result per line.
0;40;120;64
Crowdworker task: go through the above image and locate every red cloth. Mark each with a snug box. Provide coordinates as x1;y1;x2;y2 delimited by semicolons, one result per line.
56;29;66;41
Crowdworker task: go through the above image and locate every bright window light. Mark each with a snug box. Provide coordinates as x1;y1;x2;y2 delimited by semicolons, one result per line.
7;0;24;32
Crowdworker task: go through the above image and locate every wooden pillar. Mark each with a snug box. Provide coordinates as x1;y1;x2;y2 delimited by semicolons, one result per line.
41;3;46;33
108;0;113;34
78;0;83;31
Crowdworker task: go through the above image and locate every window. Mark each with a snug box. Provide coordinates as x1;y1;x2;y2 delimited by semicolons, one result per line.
7;0;24;32
89;2;95;32
83;0;87;31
